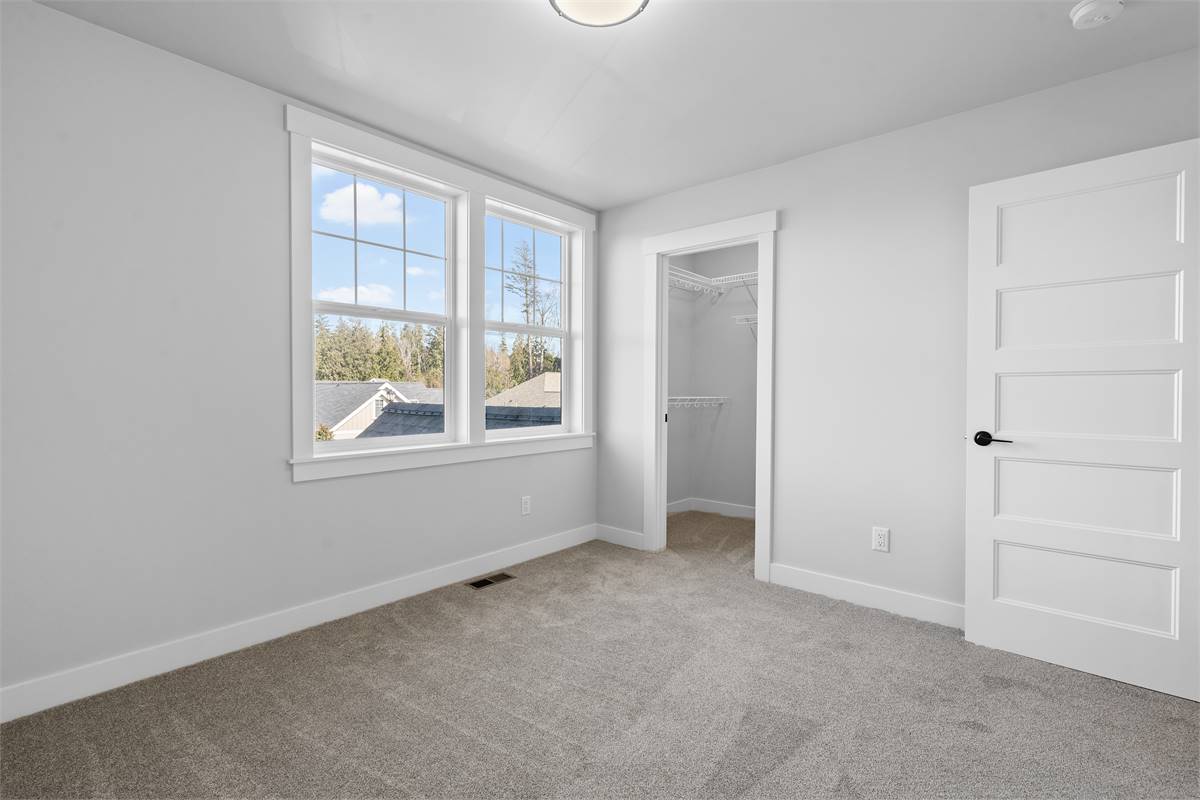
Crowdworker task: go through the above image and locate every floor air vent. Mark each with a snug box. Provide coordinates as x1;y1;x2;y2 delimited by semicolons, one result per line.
466;572;515;589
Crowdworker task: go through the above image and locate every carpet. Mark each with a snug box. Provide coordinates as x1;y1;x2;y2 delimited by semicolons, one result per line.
2;511;1197;798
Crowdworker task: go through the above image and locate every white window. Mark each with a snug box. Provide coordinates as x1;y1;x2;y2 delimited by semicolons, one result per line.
310;146;453;450
484;214;566;436
287;107;594;481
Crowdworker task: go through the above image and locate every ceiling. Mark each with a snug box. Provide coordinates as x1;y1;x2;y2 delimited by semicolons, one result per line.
45;0;1199;210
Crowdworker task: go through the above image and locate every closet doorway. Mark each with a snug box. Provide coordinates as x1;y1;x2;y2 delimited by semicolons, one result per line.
642;212;778;580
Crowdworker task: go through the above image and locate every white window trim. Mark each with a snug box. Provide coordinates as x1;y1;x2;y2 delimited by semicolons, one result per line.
288;105;595;482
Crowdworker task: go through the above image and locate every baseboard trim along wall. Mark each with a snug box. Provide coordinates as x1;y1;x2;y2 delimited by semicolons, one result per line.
0;524;598;723
666;497;755;519
769;563;965;629
595;524;647;549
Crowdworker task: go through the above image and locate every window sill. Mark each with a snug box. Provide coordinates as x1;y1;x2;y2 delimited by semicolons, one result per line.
290;432;594;482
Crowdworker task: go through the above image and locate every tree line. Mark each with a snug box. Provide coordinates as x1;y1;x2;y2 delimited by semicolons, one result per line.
314;316;445;387
314;241;560;397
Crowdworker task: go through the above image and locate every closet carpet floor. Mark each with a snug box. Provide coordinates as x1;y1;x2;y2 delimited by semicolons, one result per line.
2;511;1197;799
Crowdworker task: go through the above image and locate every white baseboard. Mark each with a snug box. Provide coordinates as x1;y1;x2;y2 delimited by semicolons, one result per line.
0;524;597;723
769;562;964;629
666;497;755;519
595;524;647;550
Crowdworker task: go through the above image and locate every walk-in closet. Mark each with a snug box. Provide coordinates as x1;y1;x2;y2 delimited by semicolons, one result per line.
666;243;758;522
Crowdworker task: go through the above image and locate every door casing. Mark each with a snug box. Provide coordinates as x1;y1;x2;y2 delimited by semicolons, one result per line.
641;211;778;580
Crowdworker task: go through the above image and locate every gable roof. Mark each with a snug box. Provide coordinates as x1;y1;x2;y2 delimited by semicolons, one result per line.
389;381;445;404
486;372;560;408
314;380;447;431
314;381;403;429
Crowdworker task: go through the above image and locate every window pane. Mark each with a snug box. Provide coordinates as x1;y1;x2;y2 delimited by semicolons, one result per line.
312;233;355;302
485;215;502;268
405;252;445;314
356;243;404;309
312;164;354;237
503;274;531;324
485;268;502;321
535;229;562;280
405;191;445;257
484;332;562;430
355;177;404;248
314;315;444;440
503;220;534;272
535;279;561;328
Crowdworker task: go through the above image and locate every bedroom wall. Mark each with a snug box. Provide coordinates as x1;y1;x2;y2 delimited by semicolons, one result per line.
0;2;596;717
596;48;1200;612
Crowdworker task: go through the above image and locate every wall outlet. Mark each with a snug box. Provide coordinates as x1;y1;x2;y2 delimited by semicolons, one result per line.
521;496;531;516
871;526;890;553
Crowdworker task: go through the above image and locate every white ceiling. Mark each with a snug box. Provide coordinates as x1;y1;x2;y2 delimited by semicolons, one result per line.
45;0;1199;210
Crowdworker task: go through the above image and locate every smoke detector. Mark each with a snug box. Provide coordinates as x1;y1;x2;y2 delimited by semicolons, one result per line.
1070;0;1125;29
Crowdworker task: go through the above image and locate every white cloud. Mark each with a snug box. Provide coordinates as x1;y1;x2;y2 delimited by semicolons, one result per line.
406;265;429;277
316;283;396;306
319;183;402;226
358;283;397;305
317;285;355;303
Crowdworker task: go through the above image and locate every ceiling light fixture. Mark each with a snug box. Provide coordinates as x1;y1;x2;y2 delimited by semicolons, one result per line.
550;0;649;27
1069;0;1125;30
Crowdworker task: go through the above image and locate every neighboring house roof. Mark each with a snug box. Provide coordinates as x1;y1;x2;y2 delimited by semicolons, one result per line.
389;381;445;404
314;381;401;429
486;372;561;408
315;379;447;433
361;402;561;438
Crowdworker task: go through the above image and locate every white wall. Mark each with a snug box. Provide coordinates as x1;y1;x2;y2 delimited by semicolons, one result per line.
667;246;757;510
597;48;1200;608
0;2;596;705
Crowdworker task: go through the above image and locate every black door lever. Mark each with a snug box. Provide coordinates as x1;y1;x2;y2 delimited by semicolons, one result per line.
973;431;1013;446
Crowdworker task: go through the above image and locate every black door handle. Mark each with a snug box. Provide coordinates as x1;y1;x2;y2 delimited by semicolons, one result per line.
973;431;1013;446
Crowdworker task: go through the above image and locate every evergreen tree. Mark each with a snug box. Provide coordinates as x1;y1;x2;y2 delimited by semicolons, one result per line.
509;335;531;386
374;323;402;381
504;242;538;378
423;327;445;388
340;318;376;380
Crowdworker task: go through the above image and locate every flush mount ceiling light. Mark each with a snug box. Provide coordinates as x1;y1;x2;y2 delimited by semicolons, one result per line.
550;0;649;27
1069;0;1125;29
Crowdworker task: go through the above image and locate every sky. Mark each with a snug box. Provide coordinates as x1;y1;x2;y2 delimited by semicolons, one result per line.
311;163;446;315
312;161;563;327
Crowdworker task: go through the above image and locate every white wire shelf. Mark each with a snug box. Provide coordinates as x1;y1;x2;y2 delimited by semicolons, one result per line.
668;266;758;297
667;396;728;408
709;271;758;287
732;314;758;326
668;267;723;297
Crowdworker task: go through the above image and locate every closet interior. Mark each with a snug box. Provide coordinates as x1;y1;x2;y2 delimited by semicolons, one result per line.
666;243;758;521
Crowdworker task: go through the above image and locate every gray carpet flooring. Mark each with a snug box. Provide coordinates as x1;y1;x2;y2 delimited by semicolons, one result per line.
2;511;1197;799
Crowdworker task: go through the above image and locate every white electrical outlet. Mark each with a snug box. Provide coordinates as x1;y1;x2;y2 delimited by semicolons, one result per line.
521;496;531;516
871;526;890;553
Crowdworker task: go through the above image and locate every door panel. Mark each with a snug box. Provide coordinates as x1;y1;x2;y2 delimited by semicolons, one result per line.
966;139;1199;700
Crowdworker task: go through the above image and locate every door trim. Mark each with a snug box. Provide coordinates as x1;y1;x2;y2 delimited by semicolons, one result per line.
642;211;778;581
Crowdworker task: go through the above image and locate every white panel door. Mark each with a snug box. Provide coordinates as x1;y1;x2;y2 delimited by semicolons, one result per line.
966;139;1199;700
